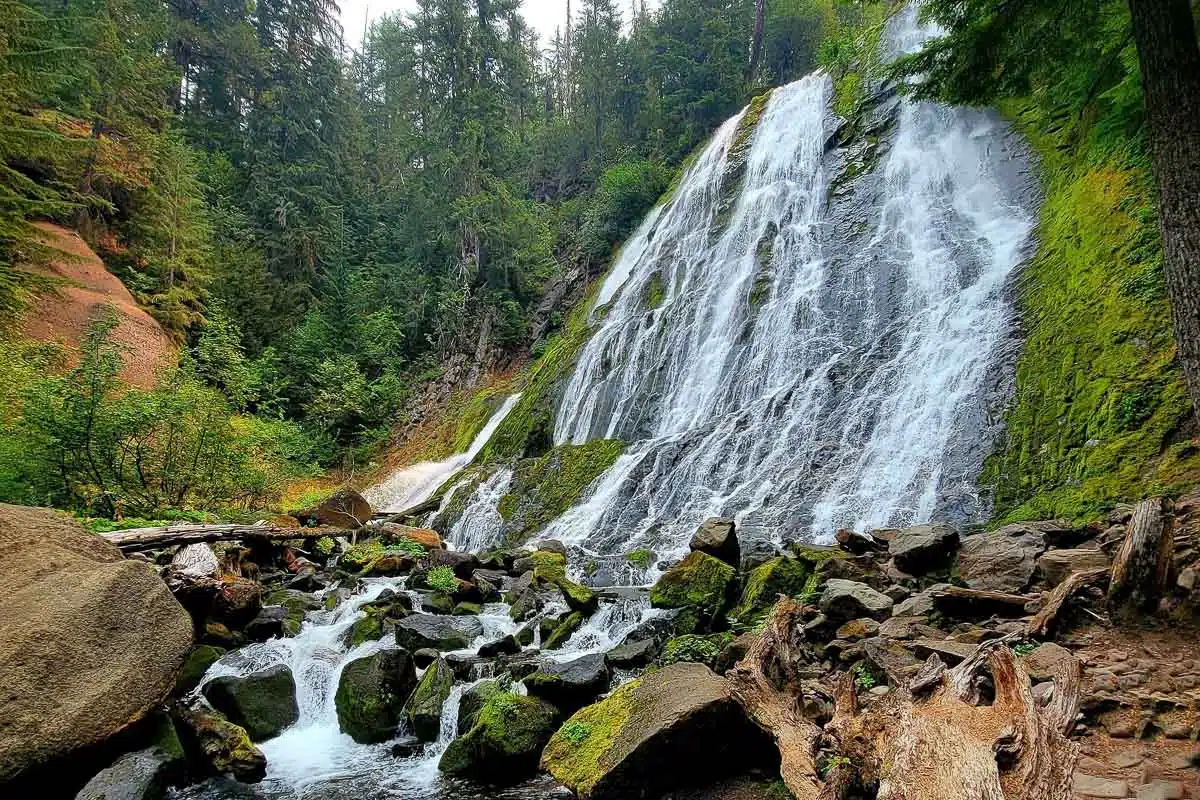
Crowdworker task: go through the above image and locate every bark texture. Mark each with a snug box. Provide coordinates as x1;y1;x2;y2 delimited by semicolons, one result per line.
1107;496;1174;617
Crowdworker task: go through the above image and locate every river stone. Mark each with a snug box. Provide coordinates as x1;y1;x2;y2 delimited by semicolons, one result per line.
439;693;560;784
728;556;811;627
245;606;289;641
177;645;226;694
689;518;740;566
74;747;178;800
957;525;1047;592
0;504;193;785
605;637;657;668
540;662;774;800
1021;641;1076;681
523;653;610;713
406;658;455;741
649;551;736;633
334;649;418;744
888;523;959;574
172;704;266;783
819;579;894;621
478;634;521;657
202;664;299;742
1036;548;1111;587
456;680;508;736
294;486;372;528
395;614;483;651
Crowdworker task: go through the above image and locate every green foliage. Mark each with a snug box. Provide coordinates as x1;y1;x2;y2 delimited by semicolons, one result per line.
560;721;592;744
851;662;876;689
427;565;459;593
625;549;654;569
1012;642;1038;657
388;537;429;559
820;755;853;778
659;633;732;668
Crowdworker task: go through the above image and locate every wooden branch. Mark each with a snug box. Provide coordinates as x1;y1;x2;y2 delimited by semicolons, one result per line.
1027;567;1108;638
101;523;344;552
931;585;1034;618
1108;496;1174;618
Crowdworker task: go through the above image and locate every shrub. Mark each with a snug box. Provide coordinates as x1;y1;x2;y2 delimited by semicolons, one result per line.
427;565;458;593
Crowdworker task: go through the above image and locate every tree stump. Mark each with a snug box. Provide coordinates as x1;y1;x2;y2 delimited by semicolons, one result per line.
1107;496;1174;618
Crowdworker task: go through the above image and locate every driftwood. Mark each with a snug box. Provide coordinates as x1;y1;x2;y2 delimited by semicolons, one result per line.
100;523;341;553
729;602;1081;800
1108;496;1174;617
930;585;1034;618
1028;567;1109;638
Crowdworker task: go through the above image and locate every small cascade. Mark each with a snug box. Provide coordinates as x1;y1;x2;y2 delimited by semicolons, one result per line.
444;468;514;552
367;393;521;514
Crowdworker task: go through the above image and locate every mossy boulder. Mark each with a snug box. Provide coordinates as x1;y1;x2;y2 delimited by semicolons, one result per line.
540;662;772;800
648;551;735;633
292;486;371;528
405;658;455;741
528;550;598;613
438;693;560;784
344;610;387;648
543;611;585;650
523;653;610;714
456;679;508;736
201;664;299;742
173;704;266;783
177;645;225;695
658;633;733;670
334;649;418;744
394;614;483;651
728;557;812;628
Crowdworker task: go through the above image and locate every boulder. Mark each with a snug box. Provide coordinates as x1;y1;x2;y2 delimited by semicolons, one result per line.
540;662;772;800
543;611;585;650
394;614;483;651
478;634;521;658
172;704;266;783
405;658;455;741
891;589;937;618
244;606;289;641
176;645;226;695
861;637;922;684
713;632;758;676
439;693;560;784
427;549;481;580
888;523;959;574
523;654;610;713
209;577;263;628
202;664;299;742
1021;641;1076;682
293;486;371;528
727;556;811;627
170;543;220;577
456;680;508;736
1036;548;1111;587
73;746;179;800
334;649;418;743
819;579;894;621
835;528;880;554
689;518;740;566
0;504;193;785
605;638;657;669
835;618;880;641
957;525;1047;593
537;539;568;556
379;523;443;550
649;551;736;633
412;648;439;669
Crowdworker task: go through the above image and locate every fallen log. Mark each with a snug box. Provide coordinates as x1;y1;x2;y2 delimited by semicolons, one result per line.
1027;567;1109;638
1108;496;1174;618
930;585;1035;618
100;523;344;552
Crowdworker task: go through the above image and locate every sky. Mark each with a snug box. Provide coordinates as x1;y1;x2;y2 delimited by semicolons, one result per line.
340;0;575;51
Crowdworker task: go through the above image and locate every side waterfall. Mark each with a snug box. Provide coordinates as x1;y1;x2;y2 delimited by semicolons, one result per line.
542;6;1036;561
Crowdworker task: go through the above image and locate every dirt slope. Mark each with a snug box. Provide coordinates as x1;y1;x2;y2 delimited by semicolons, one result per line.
18;222;175;388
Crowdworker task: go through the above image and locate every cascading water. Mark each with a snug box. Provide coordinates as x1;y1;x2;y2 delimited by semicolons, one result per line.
367;394;522;514
542;5;1036;564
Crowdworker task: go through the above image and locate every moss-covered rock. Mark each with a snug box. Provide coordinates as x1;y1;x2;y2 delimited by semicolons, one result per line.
174;705;266;783
649;551;736;633
727;557;812;628
543;611;585;650
334;649;418;744
344;610;387;648
496;440;625;545
540;662;771;800
438;692;560;784
456;679;508;736
658;633;733;670
177;645;225;695
201;664;298;742
405;657;455;741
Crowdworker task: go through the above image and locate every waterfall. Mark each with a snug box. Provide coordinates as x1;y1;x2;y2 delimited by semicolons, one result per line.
367;393;522;514
543;6;1036;560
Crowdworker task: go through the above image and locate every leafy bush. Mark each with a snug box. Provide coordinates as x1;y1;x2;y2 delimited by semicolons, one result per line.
388;537;427;558
579;160;673;262
427;565;459;593
561;721;592;744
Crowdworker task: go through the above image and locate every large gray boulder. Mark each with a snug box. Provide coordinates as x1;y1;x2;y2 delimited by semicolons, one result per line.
957;525;1047;592
0;504;193;785
201;664;299;742
888;523;959;574
334;649;418;743
523;653;610;713
819;579;894;621
688;518;740;566
73;747;179;800
394;614;483;651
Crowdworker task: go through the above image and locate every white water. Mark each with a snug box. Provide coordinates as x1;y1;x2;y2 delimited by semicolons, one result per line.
541;6;1035;561
444;468;514;552
366;393;522;513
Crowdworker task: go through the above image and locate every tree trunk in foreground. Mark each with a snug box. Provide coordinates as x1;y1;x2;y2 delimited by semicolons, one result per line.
1108;496;1174;617
1128;0;1200;419
729;602;1081;800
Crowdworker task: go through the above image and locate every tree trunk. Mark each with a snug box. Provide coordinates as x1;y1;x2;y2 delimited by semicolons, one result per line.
1128;0;1200;418
1107;496;1174;617
101;523;335;552
747;0;766;84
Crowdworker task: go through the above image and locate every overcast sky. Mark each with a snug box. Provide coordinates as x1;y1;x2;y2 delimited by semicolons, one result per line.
340;0;576;51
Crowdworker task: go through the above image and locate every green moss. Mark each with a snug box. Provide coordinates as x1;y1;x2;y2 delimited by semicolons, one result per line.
497;439;625;545
406;658;455;740
643;271;666;310
728;556;812;628
624;549;654;569
543;611;584;650
453;601;482;616
833;71;864;119
732;90;772;158
981;99;1200;525
439;692;560;780
177;645;225;694
659;633;732;669
649;551;736;633
531;550;568;582
314;536;337;556
541;678;639;795
346;612;385;647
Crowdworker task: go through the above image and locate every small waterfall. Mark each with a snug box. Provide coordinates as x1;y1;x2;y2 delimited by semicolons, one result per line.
444;468;514;552
367;393;522;513
539;8;1035;559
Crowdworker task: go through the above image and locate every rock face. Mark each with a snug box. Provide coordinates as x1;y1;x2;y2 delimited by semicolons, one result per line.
394;614;483;651
957;524;1046;592
649;551;736;633
540;662;772;800
818;578;894;621
888;523;959;574
405;658;455;741
201;665;299;742
439;693;560;784
689;518;740;566
334;649;418;744
523;653;610;713
0;504;193;784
